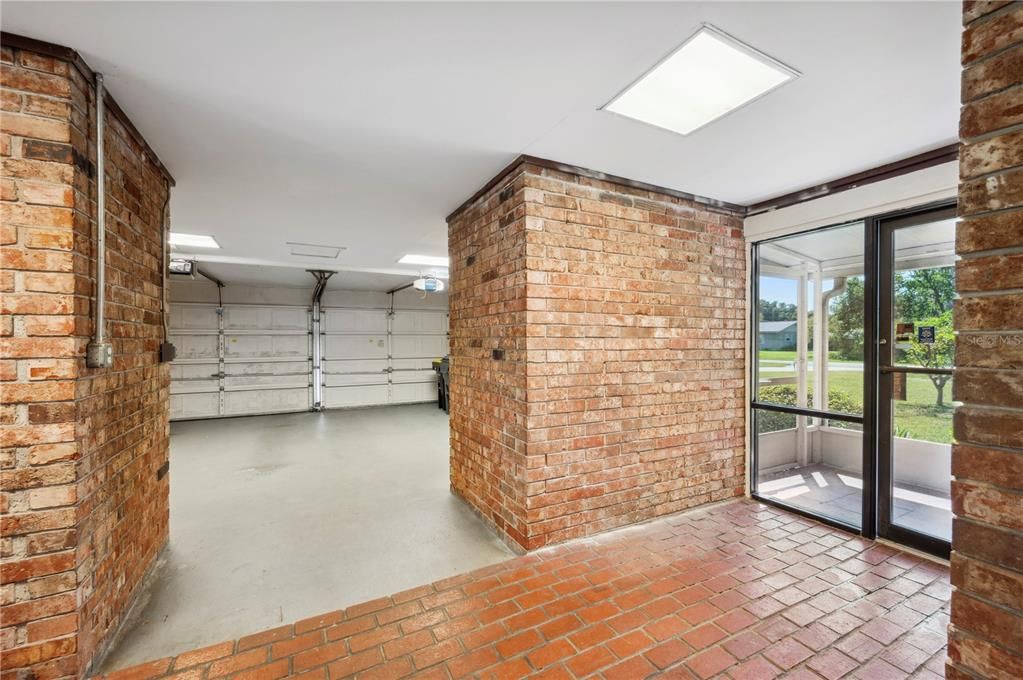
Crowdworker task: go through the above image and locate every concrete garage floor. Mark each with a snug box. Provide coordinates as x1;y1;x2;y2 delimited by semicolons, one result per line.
100;404;513;672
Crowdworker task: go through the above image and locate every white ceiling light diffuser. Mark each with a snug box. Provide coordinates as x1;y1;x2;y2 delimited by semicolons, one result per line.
602;24;799;136
399;254;449;267
169;232;220;248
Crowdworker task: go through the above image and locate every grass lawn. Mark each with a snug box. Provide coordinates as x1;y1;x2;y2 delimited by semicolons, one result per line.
757;352;953;444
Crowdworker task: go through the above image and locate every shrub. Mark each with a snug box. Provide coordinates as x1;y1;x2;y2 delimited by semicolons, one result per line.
756;384;862;433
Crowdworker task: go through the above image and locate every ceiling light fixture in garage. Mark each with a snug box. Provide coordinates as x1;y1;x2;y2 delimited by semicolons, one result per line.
602;24;799;136
399;254;449;267
169;232;220;248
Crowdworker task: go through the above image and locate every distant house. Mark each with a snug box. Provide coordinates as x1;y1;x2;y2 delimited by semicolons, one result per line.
759;320;798;350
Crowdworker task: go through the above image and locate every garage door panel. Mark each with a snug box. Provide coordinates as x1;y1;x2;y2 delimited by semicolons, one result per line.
223;388;310;416
323;358;388;387
170;362;218;381
323;334;387;360
223;306;308;331
391;369;437;385
323;309;387;333
391;382;437;403
225;334;309;359
324;384;390;408
390;357;439;371
392;334;447;359
171;392;220;419
392;310;447;333
170;334;219;360
224;360;309;388
170;304;220;331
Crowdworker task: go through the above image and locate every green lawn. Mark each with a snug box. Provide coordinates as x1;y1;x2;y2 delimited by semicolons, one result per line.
757;353;953;444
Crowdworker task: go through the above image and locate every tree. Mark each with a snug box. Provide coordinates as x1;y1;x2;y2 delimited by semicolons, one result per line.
896;267;955;320
759;300;797;321
828;276;865;360
901;310;955;406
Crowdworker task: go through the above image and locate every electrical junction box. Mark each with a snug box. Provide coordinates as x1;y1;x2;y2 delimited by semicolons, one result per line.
86;342;113;368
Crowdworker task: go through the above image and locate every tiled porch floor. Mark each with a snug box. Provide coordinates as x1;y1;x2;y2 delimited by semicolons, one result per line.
98;500;950;680
758;464;952;541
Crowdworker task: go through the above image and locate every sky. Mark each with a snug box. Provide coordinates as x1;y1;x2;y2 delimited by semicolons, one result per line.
759;276;799;305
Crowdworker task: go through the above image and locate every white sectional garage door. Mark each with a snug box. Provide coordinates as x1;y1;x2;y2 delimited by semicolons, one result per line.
322;308;390;408
168;304;221;419
169;303;310;420
221;305;311;417
390;309;448;404
170;302;447;419
321;307;448;409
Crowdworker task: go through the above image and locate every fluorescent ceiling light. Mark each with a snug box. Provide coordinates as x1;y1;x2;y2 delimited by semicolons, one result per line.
603;24;799;136
399;254;449;267
169;232;220;248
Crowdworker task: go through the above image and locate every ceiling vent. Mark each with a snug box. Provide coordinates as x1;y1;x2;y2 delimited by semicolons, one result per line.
287;241;346;259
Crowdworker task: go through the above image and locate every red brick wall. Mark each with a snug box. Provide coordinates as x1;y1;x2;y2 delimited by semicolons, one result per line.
67;49;172;676
449;160;746;550
1;40;172;678
448;168;531;548
2;43;83;680
948;2;1023;678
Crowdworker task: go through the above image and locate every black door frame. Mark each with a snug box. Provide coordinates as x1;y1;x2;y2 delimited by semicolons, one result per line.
875;202;956;558
750;219;873;537
750;200;956;557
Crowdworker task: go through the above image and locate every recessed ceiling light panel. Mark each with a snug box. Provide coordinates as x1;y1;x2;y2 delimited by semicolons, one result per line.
169;232;220;248
399;254;449;267
602;24;799;136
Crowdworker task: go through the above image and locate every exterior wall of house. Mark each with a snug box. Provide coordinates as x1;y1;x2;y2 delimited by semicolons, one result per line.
947;2;1023;678
448;159;746;550
1;39;173;678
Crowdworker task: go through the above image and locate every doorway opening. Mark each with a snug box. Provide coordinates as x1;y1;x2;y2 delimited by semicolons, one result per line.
750;203;956;557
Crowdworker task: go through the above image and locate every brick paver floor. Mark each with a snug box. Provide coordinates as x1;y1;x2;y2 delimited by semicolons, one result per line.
98;500;950;680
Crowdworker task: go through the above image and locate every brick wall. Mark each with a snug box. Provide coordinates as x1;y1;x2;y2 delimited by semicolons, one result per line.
947;2;1023;678
449;159;746;551
1;44;81;680
1;39;172;679
448;169;531;548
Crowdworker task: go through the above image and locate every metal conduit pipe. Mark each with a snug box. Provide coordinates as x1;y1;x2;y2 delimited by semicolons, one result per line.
86;73;112;368
308;270;335;411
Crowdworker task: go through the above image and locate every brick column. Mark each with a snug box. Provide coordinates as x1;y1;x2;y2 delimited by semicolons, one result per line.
2;38;173;678
1;44;83;679
448;159;746;551
947;2;1023;678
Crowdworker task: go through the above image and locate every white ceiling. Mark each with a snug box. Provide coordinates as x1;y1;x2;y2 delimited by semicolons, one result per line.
3;1;961;286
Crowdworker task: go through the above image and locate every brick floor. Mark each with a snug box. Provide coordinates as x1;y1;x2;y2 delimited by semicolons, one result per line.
97;500;950;680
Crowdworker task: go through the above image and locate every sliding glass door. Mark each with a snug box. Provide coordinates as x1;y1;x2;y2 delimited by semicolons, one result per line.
750;202;955;557
751;220;869;531
877;206;957;555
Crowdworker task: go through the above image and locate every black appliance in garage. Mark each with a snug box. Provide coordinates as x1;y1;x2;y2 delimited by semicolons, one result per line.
432;356;449;413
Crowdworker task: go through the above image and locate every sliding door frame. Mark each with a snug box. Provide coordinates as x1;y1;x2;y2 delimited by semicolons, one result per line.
749;219;873;537
875;202;956;558
749;200;955;552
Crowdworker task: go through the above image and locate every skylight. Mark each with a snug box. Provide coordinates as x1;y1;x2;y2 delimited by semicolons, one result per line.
398;254;449;267
169;232;220;248
602;24;799;136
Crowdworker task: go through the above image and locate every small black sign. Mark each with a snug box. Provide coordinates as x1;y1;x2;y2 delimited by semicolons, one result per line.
917;326;936;344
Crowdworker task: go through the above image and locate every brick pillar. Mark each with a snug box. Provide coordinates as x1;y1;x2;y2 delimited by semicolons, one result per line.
1;38;173;678
448;159;746;551
1;44;83;679
947;2;1023;678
